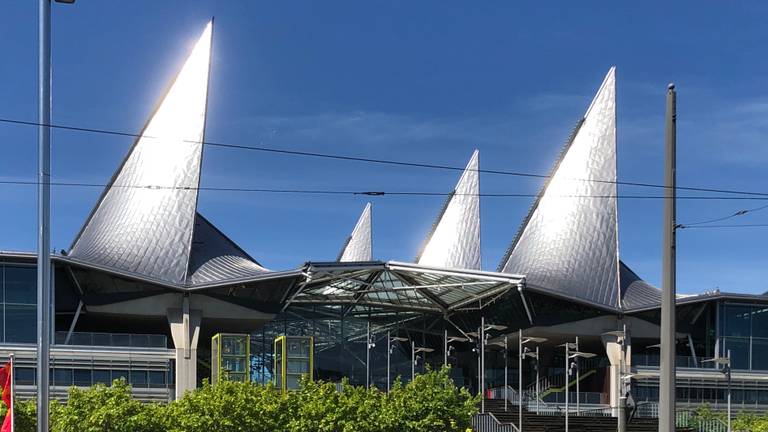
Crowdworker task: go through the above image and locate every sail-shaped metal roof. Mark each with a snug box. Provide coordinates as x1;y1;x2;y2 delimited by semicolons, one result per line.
337;203;372;262
498;68;623;309
65;22;285;291
416;150;481;270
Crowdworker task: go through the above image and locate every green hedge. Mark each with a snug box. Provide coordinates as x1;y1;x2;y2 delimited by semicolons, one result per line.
3;366;477;432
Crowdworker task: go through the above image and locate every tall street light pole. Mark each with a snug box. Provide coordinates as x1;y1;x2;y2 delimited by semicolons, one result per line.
703;351;732;432
444;333;468;368
517;331;547;432
38;1;52;429
660;83;677;432
479;320;507;414
38;3;75;429
387;332;407;393
411;344;433;381
366;322;375;389
562;342;596;432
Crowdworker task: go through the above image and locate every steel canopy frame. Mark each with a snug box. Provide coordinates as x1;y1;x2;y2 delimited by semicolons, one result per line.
286;261;526;316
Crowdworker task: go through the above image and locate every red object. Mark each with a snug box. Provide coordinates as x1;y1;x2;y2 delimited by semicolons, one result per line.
0;361;11;432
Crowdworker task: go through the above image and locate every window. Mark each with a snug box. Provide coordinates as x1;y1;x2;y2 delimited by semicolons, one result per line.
53;368;73;386
15;368;35;385
93;370;110;385
752;307;768;338
148;371;166;388
723;305;752;337
130;370;148;387
73;369;92;386
723;337;750;369
752;338;768;371
112;370;128;383
5;304;36;343
4;265;36;304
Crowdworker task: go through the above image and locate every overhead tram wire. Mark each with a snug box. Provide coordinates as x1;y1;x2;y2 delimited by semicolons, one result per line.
1;179;768;201
3;116;768;199
678;224;768;229
676;203;768;229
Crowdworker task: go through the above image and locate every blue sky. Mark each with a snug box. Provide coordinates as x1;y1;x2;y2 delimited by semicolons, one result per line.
1;1;767;294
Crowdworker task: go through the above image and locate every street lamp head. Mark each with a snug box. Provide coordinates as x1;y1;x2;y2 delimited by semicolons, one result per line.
447;337;469;343
570;351;596;359
390;336;408;342
485;324;508;331
602;330;625;337
522;337;548;344
466;332;479;339
702;356;731;366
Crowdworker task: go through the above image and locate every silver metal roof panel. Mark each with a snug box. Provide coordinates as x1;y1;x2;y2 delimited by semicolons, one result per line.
338;203;372;262
498;68;621;309
69;23;213;286
416;150;481;270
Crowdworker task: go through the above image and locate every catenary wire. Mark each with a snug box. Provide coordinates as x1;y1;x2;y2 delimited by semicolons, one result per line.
1;179;768;200
3;117;768;198
676;203;768;229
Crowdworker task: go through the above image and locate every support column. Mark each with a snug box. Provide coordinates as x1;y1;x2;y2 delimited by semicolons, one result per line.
167;295;202;400
602;328;631;417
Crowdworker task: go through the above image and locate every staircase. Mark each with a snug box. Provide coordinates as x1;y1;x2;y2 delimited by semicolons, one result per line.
480;400;683;432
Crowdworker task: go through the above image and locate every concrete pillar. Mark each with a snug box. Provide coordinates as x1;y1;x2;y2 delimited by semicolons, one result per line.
601;327;631;417
167;295;202;400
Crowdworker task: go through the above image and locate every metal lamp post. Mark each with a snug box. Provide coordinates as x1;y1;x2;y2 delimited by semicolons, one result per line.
386;332;408;393
444;330;468;367
411;343;433;381
703;351;732;432
561;342;596;432
518;332;547;432
365;322;376;389
39;2;76;430
489;338;510;412
481;320;507;413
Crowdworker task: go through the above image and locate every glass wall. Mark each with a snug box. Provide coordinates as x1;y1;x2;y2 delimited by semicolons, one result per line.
1;264;37;343
720;302;768;370
14;366;171;389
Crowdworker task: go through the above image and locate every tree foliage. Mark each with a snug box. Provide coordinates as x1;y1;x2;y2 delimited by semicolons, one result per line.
3;367;477;432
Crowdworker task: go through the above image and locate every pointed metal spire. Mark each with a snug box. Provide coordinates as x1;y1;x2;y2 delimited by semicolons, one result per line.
417;150;481;270
498;68;621;308
69;22;214;285
338;203;372;262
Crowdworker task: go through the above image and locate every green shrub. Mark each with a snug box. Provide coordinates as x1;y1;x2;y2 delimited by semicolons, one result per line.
0;367;477;432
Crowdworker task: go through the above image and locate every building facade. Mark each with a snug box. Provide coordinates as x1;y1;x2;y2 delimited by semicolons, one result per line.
2;21;767;416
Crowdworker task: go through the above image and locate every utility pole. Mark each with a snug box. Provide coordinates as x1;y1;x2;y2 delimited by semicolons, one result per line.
37;1;52;430
659;83;677;432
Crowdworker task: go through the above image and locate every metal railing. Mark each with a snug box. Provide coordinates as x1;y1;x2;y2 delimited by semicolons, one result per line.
633;354;716;369
632;403;730;432
472;413;519;432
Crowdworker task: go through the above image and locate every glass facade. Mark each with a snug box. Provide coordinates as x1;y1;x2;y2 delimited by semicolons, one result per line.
14;366;171;389
719;302;768;370
1;264;37;343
